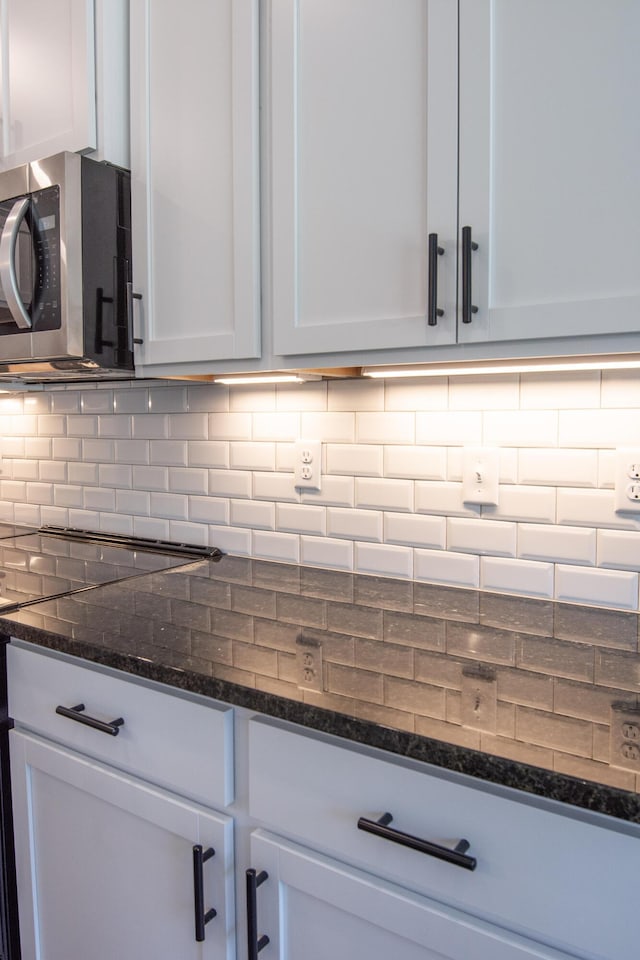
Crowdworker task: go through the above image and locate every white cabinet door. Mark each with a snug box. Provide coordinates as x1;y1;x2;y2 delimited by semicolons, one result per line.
458;0;640;345
130;0;260;372
11;730;235;960
0;0;96;169
248;830;573;960
269;0;458;358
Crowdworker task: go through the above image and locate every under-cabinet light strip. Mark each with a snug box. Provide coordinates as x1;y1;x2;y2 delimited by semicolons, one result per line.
361;358;640;379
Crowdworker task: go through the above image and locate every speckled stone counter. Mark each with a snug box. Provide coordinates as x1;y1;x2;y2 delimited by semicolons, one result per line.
3;554;640;823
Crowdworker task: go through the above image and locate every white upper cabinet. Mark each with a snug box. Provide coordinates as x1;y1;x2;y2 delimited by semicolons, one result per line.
0;0;129;171
268;0;458;358
130;0;260;373
458;0;640;346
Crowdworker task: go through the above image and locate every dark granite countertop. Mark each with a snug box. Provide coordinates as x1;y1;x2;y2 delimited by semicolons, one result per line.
3;554;640;824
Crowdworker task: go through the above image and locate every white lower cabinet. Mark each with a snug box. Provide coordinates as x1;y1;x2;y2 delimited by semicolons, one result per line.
10;732;234;960
248;829;569;960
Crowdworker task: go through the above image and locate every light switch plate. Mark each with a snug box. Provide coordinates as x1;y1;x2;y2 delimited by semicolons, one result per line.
462;447;499;506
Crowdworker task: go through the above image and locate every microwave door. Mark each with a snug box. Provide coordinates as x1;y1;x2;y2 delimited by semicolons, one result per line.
0;197;32;329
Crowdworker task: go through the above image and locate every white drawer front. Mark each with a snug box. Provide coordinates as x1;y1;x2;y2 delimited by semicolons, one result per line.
248;716;640;960
8;642;233;807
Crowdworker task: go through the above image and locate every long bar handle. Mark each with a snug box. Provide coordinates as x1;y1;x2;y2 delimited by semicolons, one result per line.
246;869;270;960
0;197;32;329
192;845;216;942
126;281;144;347
55;703;124;737
427;233;444;326
461;225;479;324
358;812;477;871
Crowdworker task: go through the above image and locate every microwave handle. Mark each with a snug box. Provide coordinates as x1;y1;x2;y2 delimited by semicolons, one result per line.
0;197;32;329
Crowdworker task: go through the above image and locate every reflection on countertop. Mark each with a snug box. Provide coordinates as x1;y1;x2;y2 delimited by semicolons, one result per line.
3;554;640;822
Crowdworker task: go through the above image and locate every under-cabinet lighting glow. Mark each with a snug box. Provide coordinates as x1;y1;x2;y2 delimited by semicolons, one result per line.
213;374;313;385
362;357;640;379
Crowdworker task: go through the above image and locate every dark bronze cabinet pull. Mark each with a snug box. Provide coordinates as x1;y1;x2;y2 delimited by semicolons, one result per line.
192;845;216;942
358;812;477;871
428;233;445;326
246;868;270;960
55;703;124;737
461;225;479;324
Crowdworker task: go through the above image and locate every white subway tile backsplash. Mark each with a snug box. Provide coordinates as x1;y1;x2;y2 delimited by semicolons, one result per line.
209;469;252;499
559;409;640;448
384;512;446;549
82;439;115;463
518;448;598;487
597;529;640;571
276;503;326;535
326;443;382;477
384;445;446;481
384;378;448;411
300;535;353;570
300;476;355;508
520;371;600;410
169;413;209;440
253;530;300;563
327;507;383;542
555;565;639;610
483;410;558;447
482;485;556;524
189;496;229;525
557;488;640;530
414;548;479;588
356;411;414;444
415;410;481;446
415;481;481;518
449;375;519;411
253;472;299;503
328;378;383;411
518;524;596;566
230;442;276;471
149;440;188;467
68;462;98;485
355;477;414;512
354;542;413;579
188;441;229;469
230;499;275;530
480;557;554;599
208;412;252;441
5;371;640;612
168;467;209;495
448;517;516;556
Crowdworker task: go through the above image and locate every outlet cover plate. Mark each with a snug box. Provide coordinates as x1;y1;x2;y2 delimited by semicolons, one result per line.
614;447;640;513
294;439;322;491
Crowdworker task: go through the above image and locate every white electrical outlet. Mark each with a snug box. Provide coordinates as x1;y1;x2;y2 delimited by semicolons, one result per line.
294;439;322;491
614;448;640;513
462;447;499;506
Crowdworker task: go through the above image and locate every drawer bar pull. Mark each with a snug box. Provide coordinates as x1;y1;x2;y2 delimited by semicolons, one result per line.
192;845;217;942
427;233;445;326
55;703;124;737
461;225;479;324
246;868;270;960
357;812;477;871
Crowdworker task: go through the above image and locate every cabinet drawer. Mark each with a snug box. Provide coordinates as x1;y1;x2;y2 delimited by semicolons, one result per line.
8;642;233;807
248;716;640;960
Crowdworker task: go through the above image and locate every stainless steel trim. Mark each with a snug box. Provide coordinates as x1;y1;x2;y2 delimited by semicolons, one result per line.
0;197;32;329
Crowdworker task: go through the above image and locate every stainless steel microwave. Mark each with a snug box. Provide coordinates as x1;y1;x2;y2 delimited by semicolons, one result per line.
0;152;134;381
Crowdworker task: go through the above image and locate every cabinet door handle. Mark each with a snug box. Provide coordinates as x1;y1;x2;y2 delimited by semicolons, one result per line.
192;845;217;942
357;812;477;871
246;869;270;960
461;225;479;324
55;703;124;737
427;233;445;326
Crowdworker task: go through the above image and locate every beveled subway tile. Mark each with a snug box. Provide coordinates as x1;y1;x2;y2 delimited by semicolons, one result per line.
515;706;593;758
232;640;279;678
353;574;413;612
301;566;355;602
479;593;554;637
231;585;277;619
210;608;254;642
384;676;446;719
595;648;640;694
354;543;413;579
478;734;553;770
352;700;416;734
254;618;301;653
327;663;384;704
326;602;382;640
301;628;356;666
553;753;636;792
354;637;414;679
446;622;516;665
414;650;463;689
413;582;479;623
554;679;621;724
554;603;638;650
276;593;327;629
190;630;233;667
384;609;446;652
415;715;481;750
496;667;554;710
517;635;594;682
